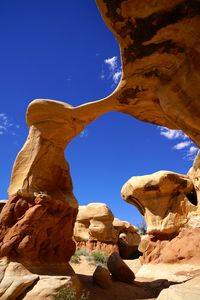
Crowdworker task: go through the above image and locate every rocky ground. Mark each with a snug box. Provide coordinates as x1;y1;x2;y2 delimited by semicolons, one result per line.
70;256;200;300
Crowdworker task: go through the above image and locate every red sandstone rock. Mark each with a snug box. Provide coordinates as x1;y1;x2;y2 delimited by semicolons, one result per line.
142;228;200;264
0;193;78;267
107;252;135;284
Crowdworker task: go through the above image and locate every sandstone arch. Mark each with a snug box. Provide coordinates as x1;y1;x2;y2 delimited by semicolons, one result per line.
0;0;199;272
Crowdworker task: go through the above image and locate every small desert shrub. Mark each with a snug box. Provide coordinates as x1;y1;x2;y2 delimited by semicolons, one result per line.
75;249;90;257
137;219;147;235
70;249;90;264
54;287;89;300
86;250;108;266
70;252;81;264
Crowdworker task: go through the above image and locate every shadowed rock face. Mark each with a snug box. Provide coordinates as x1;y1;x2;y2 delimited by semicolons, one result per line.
188;150;200;205
96;0;200;146
121;171;196;234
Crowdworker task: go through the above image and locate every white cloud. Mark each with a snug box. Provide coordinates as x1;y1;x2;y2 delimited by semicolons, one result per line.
0;113;19;137
104;56;118;71
113;70;122;84
79;129;89;138
158;126;199;161
101;55;122;86
173;141;192;150
187;146;198;156
159;127;187;140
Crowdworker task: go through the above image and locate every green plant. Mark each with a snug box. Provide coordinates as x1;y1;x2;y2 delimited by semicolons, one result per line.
86;250;108;266
75;249;90;257
54;287;89;300
70;252;81;264
54;287;76;300
70;249;90;264
137;219;147;235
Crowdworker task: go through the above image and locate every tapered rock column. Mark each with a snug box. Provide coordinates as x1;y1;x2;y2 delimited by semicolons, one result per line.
0;97;118;271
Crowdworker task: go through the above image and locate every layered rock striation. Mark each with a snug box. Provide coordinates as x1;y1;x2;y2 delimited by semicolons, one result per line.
73;203;140;258
0;98;119;269
121;169;200;264
121;170;195;235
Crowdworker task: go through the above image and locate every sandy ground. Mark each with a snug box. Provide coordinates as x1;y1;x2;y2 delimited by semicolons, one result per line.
69;257;179;300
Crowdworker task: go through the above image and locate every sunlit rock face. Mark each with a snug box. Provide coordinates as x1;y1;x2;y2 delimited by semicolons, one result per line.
113;218;141;259
0;97;118;267
73;204;140;258
121;171;196;234
97;0;200;147
74;203;119;255
74;203;117;244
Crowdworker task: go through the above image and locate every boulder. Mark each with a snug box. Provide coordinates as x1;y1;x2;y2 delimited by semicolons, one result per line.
121;171;195;234
157;276;200;300
93;265;112;289
107;252;135;284
0;257;81;300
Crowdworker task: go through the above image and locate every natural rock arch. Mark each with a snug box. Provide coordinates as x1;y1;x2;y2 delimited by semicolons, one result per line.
0;0;200;273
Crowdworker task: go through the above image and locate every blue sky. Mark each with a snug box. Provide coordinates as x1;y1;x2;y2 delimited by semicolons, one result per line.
0;0;198;227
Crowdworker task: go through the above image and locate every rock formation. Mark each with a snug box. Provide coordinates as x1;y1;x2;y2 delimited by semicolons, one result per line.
96;0;200;147
113;218;141;259
188;150;200;205
74;203;118;254
107;252;135;283
0;98;120;269
0;257;81;300
0;0;200;298
93;265;112;289
121;168;200;265
73;203;140;258
121;170;195;234
0;200;6;213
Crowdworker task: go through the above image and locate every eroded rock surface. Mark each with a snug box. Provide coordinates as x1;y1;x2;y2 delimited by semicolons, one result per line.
96;0;200;147
73;203;140;257
143;228;200;264
0;200;6;213
113;218;141;258
0;193;77;267
0;257;81;300
0;98;119;267
121;170;195;234
188;150;200;206
107;252;135;283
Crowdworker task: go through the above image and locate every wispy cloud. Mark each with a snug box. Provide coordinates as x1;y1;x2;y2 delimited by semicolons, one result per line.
79;129;89;138
100;55;122;86
188;146;198;155
0;113;20;137
173;141;192;150
159;127;187;140
158;127;199;160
